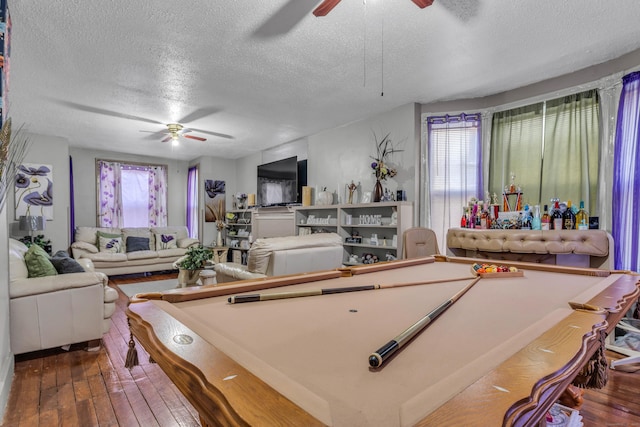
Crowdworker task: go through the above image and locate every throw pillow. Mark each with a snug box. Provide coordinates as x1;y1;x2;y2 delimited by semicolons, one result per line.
96;231;123;248
50;251;85;274
155;233;178;250
24;244;58;278
126;236;150;253
99;235;123;253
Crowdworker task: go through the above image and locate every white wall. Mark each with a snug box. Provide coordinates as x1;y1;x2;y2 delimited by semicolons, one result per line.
70;147;190;230
0;203;15;420
190;155;241;246
308;103;420;206
8;133;70;252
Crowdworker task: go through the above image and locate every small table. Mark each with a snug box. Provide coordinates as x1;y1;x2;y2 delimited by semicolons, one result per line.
206;246;229;263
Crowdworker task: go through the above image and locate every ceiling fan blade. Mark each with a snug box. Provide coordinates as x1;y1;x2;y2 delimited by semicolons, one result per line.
411;0;434;8
184;134;207;142
177;107;221;125
253;0;319;37
140;130;169;140
54;100;164;125
313;0;341;16
161;135;172;143
189;127;235;140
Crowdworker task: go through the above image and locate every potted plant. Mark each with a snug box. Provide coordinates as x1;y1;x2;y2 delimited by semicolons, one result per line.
174;245;213;286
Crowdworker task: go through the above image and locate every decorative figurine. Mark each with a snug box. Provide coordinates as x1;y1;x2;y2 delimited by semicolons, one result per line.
347;181;358;204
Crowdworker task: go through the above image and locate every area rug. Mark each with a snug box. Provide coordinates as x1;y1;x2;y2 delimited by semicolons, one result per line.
117;279;180;298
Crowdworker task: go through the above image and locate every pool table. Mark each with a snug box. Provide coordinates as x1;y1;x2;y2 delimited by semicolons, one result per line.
127;256;639;427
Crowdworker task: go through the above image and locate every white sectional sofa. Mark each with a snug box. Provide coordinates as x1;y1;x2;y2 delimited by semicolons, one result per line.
214;232;344;283
71;226;200;276
9;238;118;354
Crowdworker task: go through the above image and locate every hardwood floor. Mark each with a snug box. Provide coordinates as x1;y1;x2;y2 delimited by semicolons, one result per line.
2;273;200;427
2;273;640;426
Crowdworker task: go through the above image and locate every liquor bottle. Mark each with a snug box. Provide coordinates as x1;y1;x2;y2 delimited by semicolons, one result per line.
460;207;467;228
551;201;563;230
562;200;576;230
470;204;477;229
521;205;531;229
541;204;551;230
480;208;488;229
532;205;541;230
576;201;589;230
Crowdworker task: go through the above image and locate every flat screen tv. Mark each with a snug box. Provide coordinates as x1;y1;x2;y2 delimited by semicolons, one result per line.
257;156;306;206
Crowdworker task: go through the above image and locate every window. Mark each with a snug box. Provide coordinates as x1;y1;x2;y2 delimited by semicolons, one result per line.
97;160;168;228
489;89;600;213
427;113;482;247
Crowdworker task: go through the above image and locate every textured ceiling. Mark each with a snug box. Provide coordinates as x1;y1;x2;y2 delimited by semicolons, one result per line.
7;0;640;161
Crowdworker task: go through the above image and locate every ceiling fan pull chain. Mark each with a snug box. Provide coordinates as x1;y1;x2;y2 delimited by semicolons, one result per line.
363;0;367;87
380;0;384;97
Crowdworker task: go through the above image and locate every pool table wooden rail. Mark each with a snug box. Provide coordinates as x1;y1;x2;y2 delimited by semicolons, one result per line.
128;300;324;427
126;257;640;427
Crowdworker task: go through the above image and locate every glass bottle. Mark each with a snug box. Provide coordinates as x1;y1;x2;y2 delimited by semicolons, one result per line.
532;205;541;230
521;205;531;229
562;200;576;230
480;208;488;229
541;204;551;230
551;201;563;230
460;207;467;228
576;200;589;230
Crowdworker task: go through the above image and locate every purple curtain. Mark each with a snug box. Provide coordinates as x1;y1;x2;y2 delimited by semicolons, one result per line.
186;166;199;239
69;156;75;244
612;71;640;271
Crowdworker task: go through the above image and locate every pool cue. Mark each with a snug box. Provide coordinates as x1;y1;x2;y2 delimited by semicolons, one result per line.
368;276;482;368
227;276;476;304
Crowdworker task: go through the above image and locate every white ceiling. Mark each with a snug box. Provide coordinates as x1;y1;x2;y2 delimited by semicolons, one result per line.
7;0;640;161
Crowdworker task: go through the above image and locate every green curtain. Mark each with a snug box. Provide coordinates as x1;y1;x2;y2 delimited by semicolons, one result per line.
489;90;599;212
542;90;600;214
488;103;544;206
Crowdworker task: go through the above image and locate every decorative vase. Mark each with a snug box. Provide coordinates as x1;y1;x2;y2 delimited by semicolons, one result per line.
216;230;224;247
373;179;383;203
178;268;202;287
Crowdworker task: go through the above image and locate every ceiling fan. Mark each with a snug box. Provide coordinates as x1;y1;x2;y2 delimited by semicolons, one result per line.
313;0;433;16
157;124;206;143
53;101;235;141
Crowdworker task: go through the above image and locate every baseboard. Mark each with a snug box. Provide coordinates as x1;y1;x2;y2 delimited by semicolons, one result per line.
0;353;15;422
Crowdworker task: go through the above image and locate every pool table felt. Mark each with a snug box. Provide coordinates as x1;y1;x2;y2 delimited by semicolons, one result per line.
141;260;627;426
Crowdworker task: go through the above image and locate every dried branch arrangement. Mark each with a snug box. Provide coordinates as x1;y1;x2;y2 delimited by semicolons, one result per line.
0;118;31;212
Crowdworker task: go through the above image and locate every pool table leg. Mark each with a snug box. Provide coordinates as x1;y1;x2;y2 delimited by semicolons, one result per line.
558;384;585;409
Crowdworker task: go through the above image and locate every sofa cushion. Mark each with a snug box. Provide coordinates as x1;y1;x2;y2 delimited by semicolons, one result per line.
50;251;86;274
122;228;152;252
86;252;128;262
155;233;178;250
151;226;189;241
24;245;58;278
74;227;120;244
99;235;123;253
178;237;200;249
97;230;123;243
157;248;187;258
126;236;150;252
9;239;29;282
126;250;159;260
71;241;99;254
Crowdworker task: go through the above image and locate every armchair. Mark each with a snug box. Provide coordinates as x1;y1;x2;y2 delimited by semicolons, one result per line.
8;238;118;354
